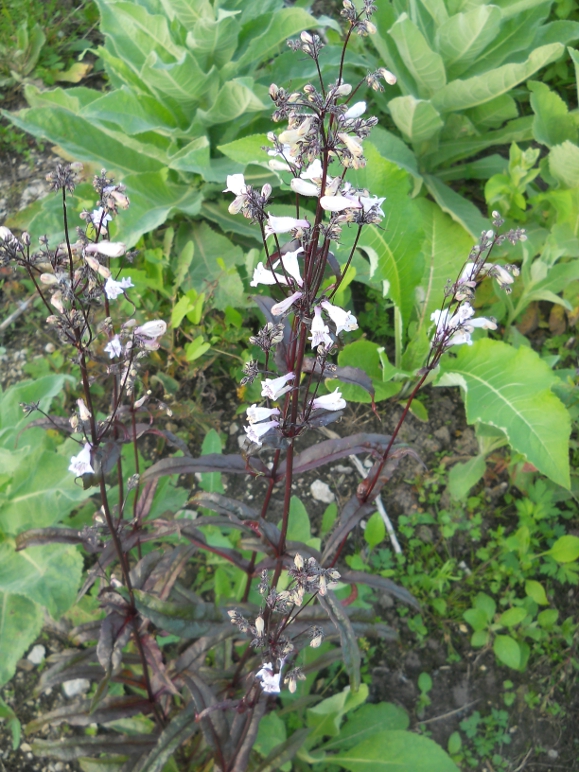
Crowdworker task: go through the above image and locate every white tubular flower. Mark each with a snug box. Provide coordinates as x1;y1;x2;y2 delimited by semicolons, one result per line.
320;195;361;212
264;214;310;238
269;159;292;172
251;262;283;287
359;196;386;216
0;226;13;240
261;372;295;400
247;404;280;424
344;101;366;120
300;159;324;182
337;132;364;157
104;276;134;300
312;388;347;412
309;306;332;349
378;67;397;85
105;335;122;359
77;398;91;421
245;419;279;446
223;174;247;196
488;263;515;290
256;663;282;694
271;291;303;316
336;82;352;96
321;300;358;334
276;248;304;286
290;178;319;197
431;303;496;347
69;443;95;476
85;241;126;258
134;320;167;349
50;291;64;314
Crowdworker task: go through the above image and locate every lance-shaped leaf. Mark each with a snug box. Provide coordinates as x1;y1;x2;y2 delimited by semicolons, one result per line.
423;174;489;239
15;527;101;553
318;591;361;692
230;698;267;772
25;695;151;734
132;589;223;639
97;607;132;676
277;433;393;480
388;14;447;98
175;624;237;674
184;672;232;755
142;453;269;482
31;735;158;761
35;648;105;694
438;339;570;488
338;569;419;610
322;495;376;564
192;491;259;520
132;702;199;772
180;524;252;570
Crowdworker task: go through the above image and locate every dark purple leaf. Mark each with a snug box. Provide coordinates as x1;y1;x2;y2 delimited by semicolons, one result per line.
321;494;375;563
35;648;103;694
142;453;269;482
132;702;199;772
31;735;158;761
302;357;337;379
142;545;196;599
338;569;419;610
25;695;151;733
180;525;252;571
132;588;223;639
174;625;236;675
25;415;73;433
135;479;158;523
140;634;179;697
277;433;393;480
98;441;122;475
192;492;259;520
326;250;341;279
15;527;100;552
307;409;344;428
183;672;232;756
318;591;361;691
333;365;375;398
97;607;132;676
230;698;267;772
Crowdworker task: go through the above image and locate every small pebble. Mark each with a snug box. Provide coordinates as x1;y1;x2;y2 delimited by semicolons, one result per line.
229;422;239;435
44;343;56;354
27;644;46;665
62;678;90;698
547;750;559;759
310;479;335;503
20;743;31;753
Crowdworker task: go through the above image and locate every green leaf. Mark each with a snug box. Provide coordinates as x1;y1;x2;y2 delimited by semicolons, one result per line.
448;455;486;500
388;14;447;98
364;512;386;549
437;339;571;488
388;97;443;144
463;608;488;632
337;341;402;404
367;126;421;182
0;695;20;750
549;141;579;188
436;5;502;77
307;685;369;742
547;535;579;563
329;730;459;771
422;174;489;238
447;732;461;755
537;609;559;628
471;630;489;647
185;10;240;69
493;635;521;670
200;429;223;494
529;80;578;147
319;703;409;752
0;543;82;619
195;78;266;127
431;43;565;113
525;580;548;605
0;591;43;688
233;7;317;71
282;496;311;543
218;133;270;165
474;592;496;621
499;607;527;627
466;94;519;130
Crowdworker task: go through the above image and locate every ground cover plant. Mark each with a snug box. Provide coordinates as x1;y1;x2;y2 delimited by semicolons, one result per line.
0;0;578;770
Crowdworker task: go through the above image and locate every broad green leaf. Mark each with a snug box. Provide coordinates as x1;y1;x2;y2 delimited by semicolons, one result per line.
525;580;548;605
474;592;496;621
388;14;447;98
195;78;266;127
158;0;213;29
448;455;486;499
463;608;488;631
423;174;489;238
548;141;579;188
367;126;421;182
415;199;474;335
431;43;564;113
255;728;310;772
388;97;443;144
80;86;181;134
282;496;311;543
0;543;82;619
493;635;521;670
186;10;240;69
307;685;369;742
499;607;527;627
319;703;409;752
529;81;578;147
569;46;579;106
547;534;579;563
233;7;317;71
144;51;219;112
436;5;502;76
438;340;571;488
0;591;43;688
329;730;459;771
254;713;287;761
466;93;518;129
218;133;270;165
537;609;559;628
0;375;73;443
201;200;263;242
337;341;402;404
348;144;424;331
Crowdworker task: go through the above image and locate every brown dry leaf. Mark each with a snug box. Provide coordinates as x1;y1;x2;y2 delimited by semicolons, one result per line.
517;302;539;335
549;304;566;335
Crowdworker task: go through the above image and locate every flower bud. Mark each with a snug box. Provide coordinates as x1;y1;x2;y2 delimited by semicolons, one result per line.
378;67;397;85
335;82;352;96
269;83;279;99
85;241;126;258
40;273;59;286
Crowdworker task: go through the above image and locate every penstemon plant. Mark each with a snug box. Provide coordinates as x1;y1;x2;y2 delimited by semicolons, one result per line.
5;3;527;771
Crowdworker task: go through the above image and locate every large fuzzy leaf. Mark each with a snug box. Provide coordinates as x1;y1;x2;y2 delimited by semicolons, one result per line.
0;592;43;688
329;730;459;771
388;96;443;144
432;43;564;113
388;14;447;98
423;174;489;239
436;5;502;77
438;340;570;488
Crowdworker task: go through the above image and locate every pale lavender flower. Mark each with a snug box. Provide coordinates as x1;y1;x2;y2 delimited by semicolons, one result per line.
69;443;94;476
245;420;279;446
255;663;282;694
264;214;310;238
290;178;319;197
92;207;112;227
250;262;287;287
134;320;167;350
337;132;364;157
321;300;358;334
223;174;247;196
104;276;134;300
77;398;91;421
261;372;295;400
320;195;362;212
104;335;122;358
271;291;303;316
300;159;324;182
275;248;304;286
312;388;346;412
